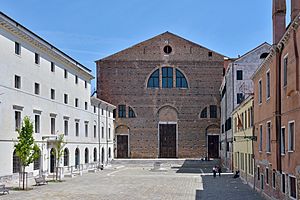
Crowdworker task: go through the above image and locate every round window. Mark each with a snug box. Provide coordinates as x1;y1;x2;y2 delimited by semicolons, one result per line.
163;45;172;54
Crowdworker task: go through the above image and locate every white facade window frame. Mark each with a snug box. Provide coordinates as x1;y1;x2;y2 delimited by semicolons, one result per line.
281;126;286;155
288;120;295;152
266;69;270;101
289;174;297;200
266;121;271;153
258;79;262;105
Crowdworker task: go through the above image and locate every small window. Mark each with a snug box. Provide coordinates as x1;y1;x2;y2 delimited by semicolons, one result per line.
237;70;243;80
64;94;68;104
118;105;126;118
113;109;116;118
266;122;271;153
200;107;207;118
163;45;172;54
75;98;79;107
94;125;97;138
51;62;55;72
281;174;286;193
15;111;21;131
64;120;68;136
101;126;104;139
260;52;269;59
266;168;269;185
266;71;270;99
34;115;40;133
272;170;276;188
85;123;88;137
75;75;78;84
64;148;69;166
85;148;89;164
75;122;79;136
101;109;104;115
281;127;285;154
147;69;159;88
108;128;111;139
290;176;296;199
176;69;188;88
208;51;213;57
34;83;40;95
85;102;88;110
258;80;262;104
64;69;68;79
50;117;55;135
35;53;40;64
259;125;263;151
128;107;136;118
85;81;87;88
288;121;295;151
283;57;288;87
51;89;55;100
15;42;21;55
257;166;260;180
209;105;217;118
15;75;21;89
93;106;96;113
162;67;173;88
237;93;244;104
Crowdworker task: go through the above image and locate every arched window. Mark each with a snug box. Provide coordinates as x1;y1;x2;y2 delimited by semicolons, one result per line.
176;69;188;88
75;148;80;168
13;150;21;173
108;147;111;158
162;67;173;88
260;52;269;59
85;148;89;164
101;148;105;164
64;148;69;166
128;107;136;118
200;107;208;118
147;69;159;88
93;148;97;162
34;148;41;170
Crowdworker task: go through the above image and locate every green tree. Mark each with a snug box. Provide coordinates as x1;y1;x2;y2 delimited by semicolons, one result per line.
52;134;66;181
14;116;39;190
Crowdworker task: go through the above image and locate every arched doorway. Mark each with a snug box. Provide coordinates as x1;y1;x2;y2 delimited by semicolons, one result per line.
206;124;220;159
64;148;69;167
75;148;80;168
158;105;178;158
115;125;130;158
93;148;97;162
85;148;89;164
101;147;104;164
50;148;55;173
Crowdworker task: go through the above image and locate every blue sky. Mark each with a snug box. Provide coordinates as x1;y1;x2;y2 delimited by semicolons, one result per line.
0;0;292;90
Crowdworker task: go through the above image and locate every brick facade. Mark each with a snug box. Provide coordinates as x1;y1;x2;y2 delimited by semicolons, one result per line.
96;32;224;158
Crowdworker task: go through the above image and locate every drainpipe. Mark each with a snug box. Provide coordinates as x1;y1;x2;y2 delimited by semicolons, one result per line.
97;102;101;169
106;105;109;165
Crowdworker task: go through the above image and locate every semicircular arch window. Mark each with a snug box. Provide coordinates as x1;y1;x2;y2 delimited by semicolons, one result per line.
147;69;159;88
176;69;188;88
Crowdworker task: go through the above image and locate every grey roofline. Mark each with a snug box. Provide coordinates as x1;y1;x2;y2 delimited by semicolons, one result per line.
0;11;91;73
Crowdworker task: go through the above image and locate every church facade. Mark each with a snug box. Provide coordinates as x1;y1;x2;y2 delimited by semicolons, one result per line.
96;32;224;158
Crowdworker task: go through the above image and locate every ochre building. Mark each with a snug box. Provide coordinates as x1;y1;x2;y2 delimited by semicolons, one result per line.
96;32;224;158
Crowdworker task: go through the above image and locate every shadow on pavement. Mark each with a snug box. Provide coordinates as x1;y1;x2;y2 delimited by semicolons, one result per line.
175;159;222;174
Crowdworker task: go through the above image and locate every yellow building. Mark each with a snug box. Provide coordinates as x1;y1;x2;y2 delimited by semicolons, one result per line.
232;95;255;186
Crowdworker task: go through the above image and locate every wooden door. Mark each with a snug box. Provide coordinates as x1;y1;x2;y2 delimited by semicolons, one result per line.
208;135;219;158
117;135;129;158
159;124;176;158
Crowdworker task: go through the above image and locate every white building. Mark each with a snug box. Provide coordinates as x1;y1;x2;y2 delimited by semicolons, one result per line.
0;12;115;181
219;43;271;170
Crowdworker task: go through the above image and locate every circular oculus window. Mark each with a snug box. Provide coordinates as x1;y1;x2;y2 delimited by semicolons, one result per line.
163;45;172;54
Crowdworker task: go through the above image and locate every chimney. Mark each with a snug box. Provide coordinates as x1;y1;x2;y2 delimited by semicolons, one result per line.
291;0;300;21
273;0;286;44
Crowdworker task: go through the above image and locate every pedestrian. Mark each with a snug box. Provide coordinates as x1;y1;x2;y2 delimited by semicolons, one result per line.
218;166;222;176
212;166;217;178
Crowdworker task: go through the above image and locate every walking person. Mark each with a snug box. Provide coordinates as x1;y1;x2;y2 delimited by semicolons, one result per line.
218;166;222;176
212;166;217;178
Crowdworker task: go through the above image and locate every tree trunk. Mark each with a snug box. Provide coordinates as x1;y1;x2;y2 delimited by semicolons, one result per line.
22;166;25;190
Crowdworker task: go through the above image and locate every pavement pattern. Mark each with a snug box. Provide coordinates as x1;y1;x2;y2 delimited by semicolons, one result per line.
0;160;264;200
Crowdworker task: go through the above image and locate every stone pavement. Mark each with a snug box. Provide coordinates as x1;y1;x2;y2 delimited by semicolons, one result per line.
0;160;264;200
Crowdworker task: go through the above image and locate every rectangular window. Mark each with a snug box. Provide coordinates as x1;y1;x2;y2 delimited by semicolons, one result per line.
258;80;262;104
85;123;88;137
290;176;296;199
272;171;276;188
102;108;104;115
266;70;270;99
288;121;295;151
118;105;126;118
50;117;55;135
15;75;21;89
64;94;68;104
75;75;78;84
257;166;260;180
209;105;217;118
101;127;104;139
259;125;263;152
85;81;87;88
51;62;55;72
75;98;79;107
35;53;40;64
237;70;243;80
34;115;40;133
85;102;88;110
281;127;285;154
51;89;55;100
34;82;40;95
64;120;68;136
94;106;96;113
266;168;269;185
162;67;173;88
282;174;286;193
266;122;271;153
64;69;68;79
108;128;111;139
237;93;244;104
283;56;288;87
15;111;21;131
94;125;97;138
15;42;21;55
75;122;79;136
